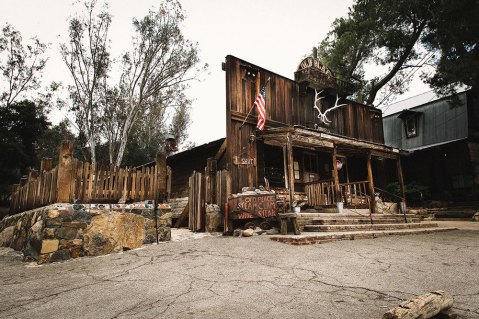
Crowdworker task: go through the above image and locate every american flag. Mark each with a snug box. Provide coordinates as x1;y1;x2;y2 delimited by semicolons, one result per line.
254;86;266;130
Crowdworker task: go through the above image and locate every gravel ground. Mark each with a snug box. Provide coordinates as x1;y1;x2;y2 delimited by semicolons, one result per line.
0;222;478;319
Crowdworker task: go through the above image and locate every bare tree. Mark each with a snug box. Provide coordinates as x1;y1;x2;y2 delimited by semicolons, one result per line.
60;0;111;167
0;23;47;107
113;0;205;167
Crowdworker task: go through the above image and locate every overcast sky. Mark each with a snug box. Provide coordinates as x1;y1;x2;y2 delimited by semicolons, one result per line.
2;0;430;146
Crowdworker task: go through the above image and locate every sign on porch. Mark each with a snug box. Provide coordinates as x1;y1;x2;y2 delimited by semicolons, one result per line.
228;194;277;220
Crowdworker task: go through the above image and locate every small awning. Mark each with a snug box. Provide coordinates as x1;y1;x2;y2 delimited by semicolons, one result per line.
397;109;422;119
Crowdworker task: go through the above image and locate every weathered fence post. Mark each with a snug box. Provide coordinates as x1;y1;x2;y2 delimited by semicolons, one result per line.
40;158;52;172
156;152;167;203
206;158;217;204
57;141;75;203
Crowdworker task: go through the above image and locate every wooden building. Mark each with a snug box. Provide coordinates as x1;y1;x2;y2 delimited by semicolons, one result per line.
165;54;409;232
222;54;407;214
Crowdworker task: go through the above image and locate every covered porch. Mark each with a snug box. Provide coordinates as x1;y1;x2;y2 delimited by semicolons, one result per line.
260;126;408;214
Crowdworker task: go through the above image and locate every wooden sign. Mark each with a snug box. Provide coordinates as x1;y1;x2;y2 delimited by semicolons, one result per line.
228;194;277;220
233;156;256;166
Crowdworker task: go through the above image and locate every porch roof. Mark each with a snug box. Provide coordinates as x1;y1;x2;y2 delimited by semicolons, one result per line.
260;126;408;158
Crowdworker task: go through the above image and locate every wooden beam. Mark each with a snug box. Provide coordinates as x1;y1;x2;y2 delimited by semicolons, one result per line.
40;158;52;172
367;153;375;215
214;139;227;161
287;133;295;210
382;290;453;319
396;156;406;203
283;146;289;189
332;146;341;202
371;150;399;160
57;141;74;203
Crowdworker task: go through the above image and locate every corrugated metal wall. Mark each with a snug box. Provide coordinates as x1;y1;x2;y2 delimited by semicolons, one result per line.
383;93;468;149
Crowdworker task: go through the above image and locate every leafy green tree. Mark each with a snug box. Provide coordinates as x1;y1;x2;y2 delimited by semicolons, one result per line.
36;120;77;165
422;0;479;96
60;0;111;167
319;0;430;105
0;100;50;203
113;0;206;167
319;0;479;105
0;24;47;107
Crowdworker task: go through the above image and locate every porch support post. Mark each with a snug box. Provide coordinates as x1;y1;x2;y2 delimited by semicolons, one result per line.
396;155;407;216
286;133;295;211
283;146;289;189
332;146;341;202
367;152;375;215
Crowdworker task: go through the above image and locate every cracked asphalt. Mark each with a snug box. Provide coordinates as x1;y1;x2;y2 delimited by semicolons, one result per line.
1;225;478;319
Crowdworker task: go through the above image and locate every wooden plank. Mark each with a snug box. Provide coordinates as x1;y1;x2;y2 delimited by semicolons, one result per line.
80;162;88;202
188;174;194;230
56;142;74;203
140;167;145;201
131;171;137;201
286;133;295;210
214;139;227;161
396;156;406;202
367;153;375;215
332;147;340;202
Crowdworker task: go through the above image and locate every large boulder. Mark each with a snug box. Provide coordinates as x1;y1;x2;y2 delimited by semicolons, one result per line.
0;226;14;247
83;213;145;256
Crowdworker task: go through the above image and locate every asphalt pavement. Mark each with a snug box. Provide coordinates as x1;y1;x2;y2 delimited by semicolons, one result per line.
0;222;478;319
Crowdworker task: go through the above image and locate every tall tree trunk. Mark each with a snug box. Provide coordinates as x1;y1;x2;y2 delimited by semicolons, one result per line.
366;23;426;106
114;114;134;168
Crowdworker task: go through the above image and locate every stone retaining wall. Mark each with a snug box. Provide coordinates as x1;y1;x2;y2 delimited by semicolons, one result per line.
0;202;171;264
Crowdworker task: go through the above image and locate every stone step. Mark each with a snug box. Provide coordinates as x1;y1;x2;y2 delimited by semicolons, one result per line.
269;227;457;246
303;222;438;232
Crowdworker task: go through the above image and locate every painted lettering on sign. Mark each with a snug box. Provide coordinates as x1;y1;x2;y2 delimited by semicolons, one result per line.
229;195;277;220
297;57;332;76
233;156;256;166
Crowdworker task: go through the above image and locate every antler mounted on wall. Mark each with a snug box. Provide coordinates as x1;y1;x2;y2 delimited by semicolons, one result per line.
313;89;348;125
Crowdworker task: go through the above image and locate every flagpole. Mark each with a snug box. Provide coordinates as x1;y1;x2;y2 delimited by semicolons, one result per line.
239;77;271;130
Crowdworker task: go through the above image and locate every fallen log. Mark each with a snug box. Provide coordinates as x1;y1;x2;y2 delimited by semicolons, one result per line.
382;290;453;319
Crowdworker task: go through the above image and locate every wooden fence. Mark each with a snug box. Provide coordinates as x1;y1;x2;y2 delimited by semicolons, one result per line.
187;157;231;232
10;142;168;214
305;180;370;207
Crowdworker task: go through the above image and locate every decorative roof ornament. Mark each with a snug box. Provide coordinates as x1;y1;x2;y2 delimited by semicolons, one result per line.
295;47;355;96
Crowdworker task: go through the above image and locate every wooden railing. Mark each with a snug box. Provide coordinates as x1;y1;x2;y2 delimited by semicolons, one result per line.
340;181;370;206
305;180;370;207
305;180;336;206
9;142;168;214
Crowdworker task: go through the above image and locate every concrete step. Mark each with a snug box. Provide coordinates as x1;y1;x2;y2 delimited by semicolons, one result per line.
303;222;438;232
309;217;421;225
269;227;457;246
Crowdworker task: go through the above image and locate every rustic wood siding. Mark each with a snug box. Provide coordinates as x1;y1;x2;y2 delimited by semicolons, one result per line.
225;55;385;193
